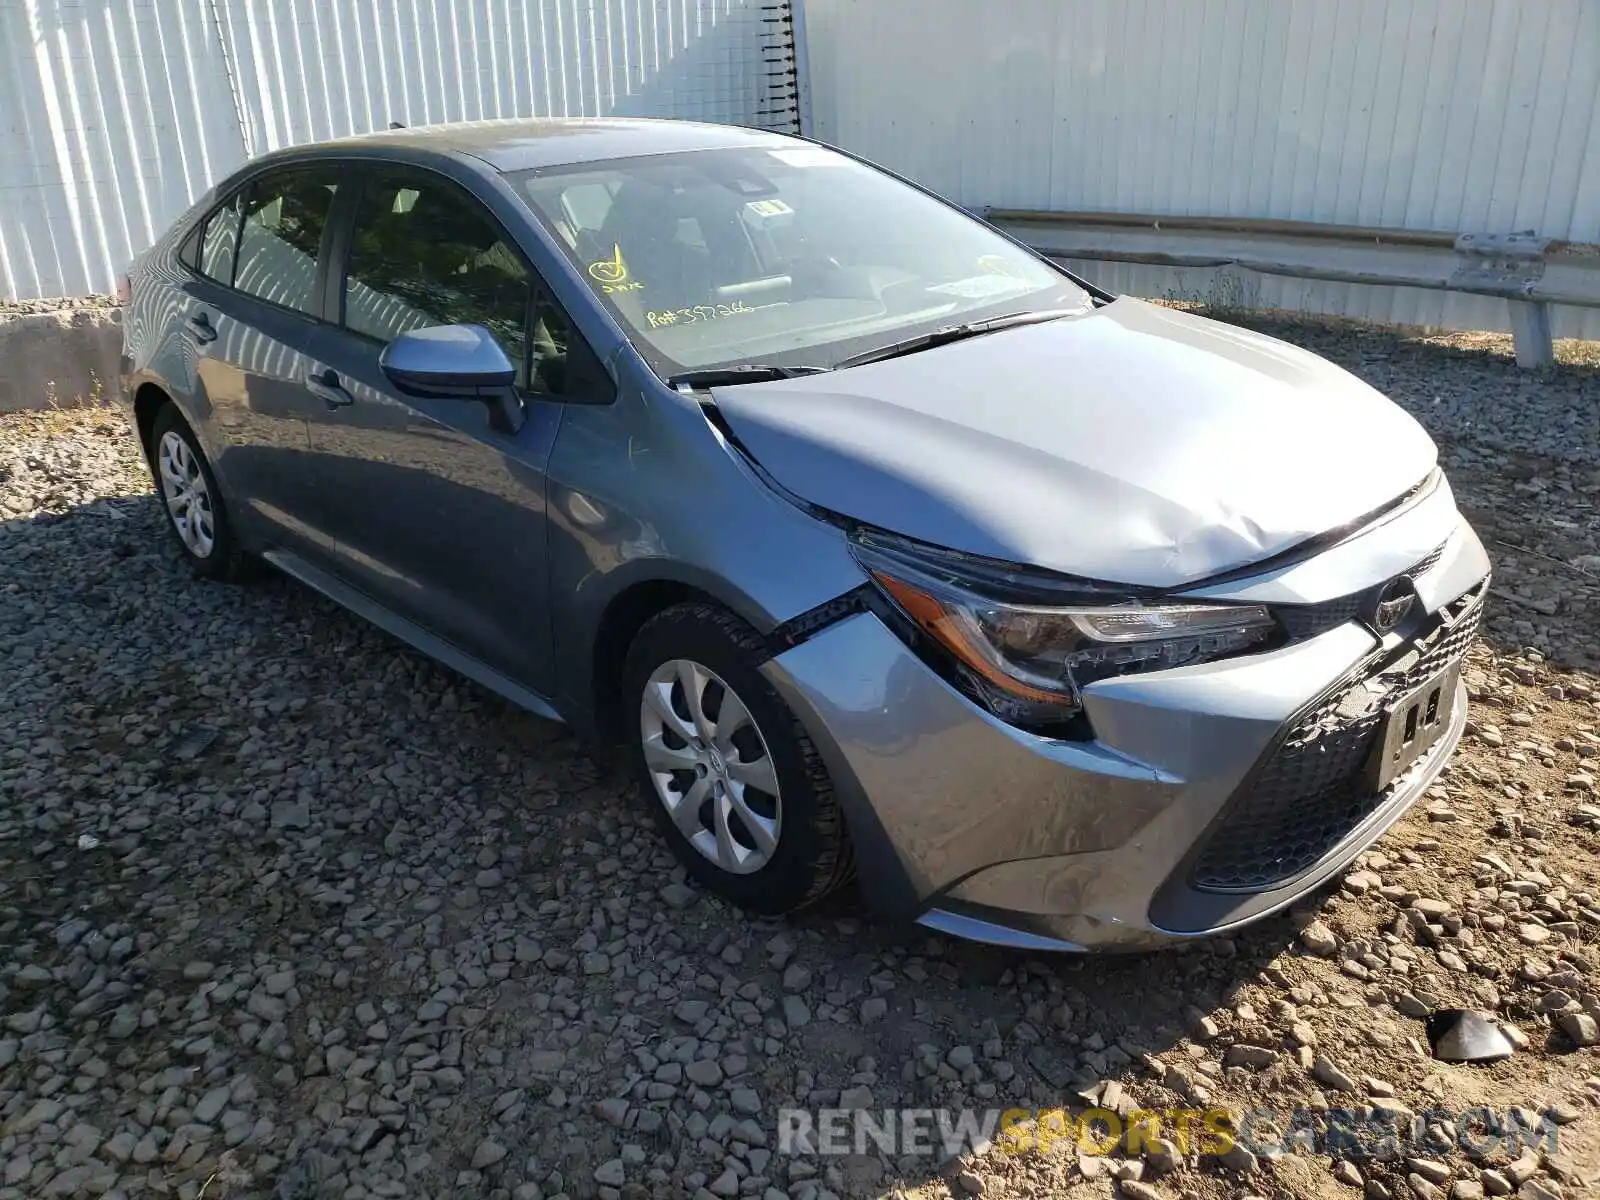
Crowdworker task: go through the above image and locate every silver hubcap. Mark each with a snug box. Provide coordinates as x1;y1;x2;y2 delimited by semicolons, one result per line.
157;430;215;558
640;659;782;875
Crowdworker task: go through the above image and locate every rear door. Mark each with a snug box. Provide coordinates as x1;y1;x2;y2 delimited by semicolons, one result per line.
175;166;345;548
298;163;590;693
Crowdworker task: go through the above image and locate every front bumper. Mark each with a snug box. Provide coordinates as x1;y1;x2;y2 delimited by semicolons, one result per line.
761;497;1491;952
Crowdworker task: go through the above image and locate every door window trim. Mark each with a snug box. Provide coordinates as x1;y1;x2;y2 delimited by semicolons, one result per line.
177;164;344;326
327;160;615;405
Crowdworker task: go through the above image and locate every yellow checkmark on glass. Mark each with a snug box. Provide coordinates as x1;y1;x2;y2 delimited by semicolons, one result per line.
588;243;629;285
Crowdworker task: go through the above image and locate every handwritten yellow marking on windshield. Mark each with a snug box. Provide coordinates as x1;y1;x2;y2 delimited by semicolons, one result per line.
976;253;1027;279
588;244;643;294
588;244;628;284
646;302;754;328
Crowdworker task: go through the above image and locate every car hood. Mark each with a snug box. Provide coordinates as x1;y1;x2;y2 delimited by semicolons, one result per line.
709;298;1437;587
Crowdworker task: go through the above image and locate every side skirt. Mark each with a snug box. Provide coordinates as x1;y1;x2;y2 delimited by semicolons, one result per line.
261;548;567;725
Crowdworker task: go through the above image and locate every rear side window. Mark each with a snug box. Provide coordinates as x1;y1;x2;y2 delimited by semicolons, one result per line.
233;170;338;316
342;174;532;386
198;196;242;284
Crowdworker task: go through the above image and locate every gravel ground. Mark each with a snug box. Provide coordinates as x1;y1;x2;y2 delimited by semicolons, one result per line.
1;316;1597;1200
0;296;118;318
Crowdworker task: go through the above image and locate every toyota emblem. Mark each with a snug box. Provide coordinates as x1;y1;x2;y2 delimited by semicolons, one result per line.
1369;577;1415;632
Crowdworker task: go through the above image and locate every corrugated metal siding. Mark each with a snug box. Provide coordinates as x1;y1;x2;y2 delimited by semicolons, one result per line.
804;0;1600;339
0;0;795;299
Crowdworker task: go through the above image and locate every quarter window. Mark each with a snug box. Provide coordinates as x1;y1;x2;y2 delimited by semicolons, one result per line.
197;196;242;285
233;170;338;315
342;175;531;387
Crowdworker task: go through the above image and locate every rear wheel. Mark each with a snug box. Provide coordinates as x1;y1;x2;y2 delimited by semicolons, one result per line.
623;602;853;914
150;404;247;581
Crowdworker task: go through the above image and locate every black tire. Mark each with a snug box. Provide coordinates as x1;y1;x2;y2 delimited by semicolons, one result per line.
149;403;248;582
622;602;854;915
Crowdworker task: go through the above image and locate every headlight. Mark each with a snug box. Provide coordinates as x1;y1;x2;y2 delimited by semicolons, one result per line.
851;533;1276;730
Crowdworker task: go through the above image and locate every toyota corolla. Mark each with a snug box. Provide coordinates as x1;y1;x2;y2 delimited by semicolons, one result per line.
120;118;1489;951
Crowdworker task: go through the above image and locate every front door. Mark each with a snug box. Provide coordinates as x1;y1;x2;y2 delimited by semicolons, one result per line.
298;167;579;694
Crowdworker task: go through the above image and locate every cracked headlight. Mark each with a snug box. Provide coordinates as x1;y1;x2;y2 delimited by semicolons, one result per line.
851;533;1276;730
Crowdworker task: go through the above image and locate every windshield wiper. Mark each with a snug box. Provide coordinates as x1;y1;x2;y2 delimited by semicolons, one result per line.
667;365;829;390
833;307;1082;371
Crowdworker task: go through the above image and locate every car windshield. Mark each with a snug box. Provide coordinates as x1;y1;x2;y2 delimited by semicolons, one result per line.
512;144;1092;376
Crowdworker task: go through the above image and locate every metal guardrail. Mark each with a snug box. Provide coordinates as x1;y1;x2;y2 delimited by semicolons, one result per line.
984;208;1600;368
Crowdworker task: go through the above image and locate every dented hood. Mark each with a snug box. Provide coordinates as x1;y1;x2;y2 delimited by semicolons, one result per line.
709;298;1438;587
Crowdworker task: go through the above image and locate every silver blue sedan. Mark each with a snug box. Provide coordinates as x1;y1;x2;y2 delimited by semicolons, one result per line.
120;118;1490;950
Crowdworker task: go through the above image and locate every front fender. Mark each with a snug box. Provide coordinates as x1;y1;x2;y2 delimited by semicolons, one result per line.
545;379;867;732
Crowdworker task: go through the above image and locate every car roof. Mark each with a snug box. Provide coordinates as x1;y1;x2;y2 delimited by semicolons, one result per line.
304;117;797;172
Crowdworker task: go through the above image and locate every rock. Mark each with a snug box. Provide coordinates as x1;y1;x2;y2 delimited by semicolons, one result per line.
270;801;309;829
1409;1159;1451;1185
1481;1171;1512;1196
1505;1151;1541;1187
472;1138;507;1169
1334;1160;1363;1187
1224;1044;1279;1069
1312;1056;1358;1092
1557;1012;1597;1047
783;995;811;1029
594;1158;626;1187
1300;921;1340;955
194;1085;231;1124
7;1097;64;1135
1144;1137;1180;1174
838;1086;874;1110
957;1169;986;1195
1428;1010;1516;1063
730;1088;761;1116
859;997;887;1023
12;963;52;989
1219;1142;1258;1173
659;883;696;910
686;1058;723;1087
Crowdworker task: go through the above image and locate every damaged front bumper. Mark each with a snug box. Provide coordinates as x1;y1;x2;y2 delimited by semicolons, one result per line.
759;500;1492;952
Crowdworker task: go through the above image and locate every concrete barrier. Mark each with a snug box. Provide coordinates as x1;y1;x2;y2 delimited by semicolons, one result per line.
0;306;124;413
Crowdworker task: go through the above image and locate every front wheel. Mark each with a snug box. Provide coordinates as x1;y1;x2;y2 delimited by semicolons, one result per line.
622;602;853;914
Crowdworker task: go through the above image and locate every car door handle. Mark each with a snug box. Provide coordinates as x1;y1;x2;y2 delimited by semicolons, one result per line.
305;369;353;408
184;312;217;345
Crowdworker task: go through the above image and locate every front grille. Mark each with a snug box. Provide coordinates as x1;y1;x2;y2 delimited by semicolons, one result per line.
1189;581;1486;893
1273;541;1449;642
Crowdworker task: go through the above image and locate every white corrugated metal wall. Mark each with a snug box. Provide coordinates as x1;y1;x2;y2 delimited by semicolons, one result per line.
0;0;797;299
802;0;1600;339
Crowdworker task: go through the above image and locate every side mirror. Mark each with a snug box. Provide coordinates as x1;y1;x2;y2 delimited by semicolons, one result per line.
379;324;525;433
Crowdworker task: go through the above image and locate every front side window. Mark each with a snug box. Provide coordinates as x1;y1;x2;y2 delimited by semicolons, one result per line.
514;144;1089;375
342;174;531;387
233;170;338;314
